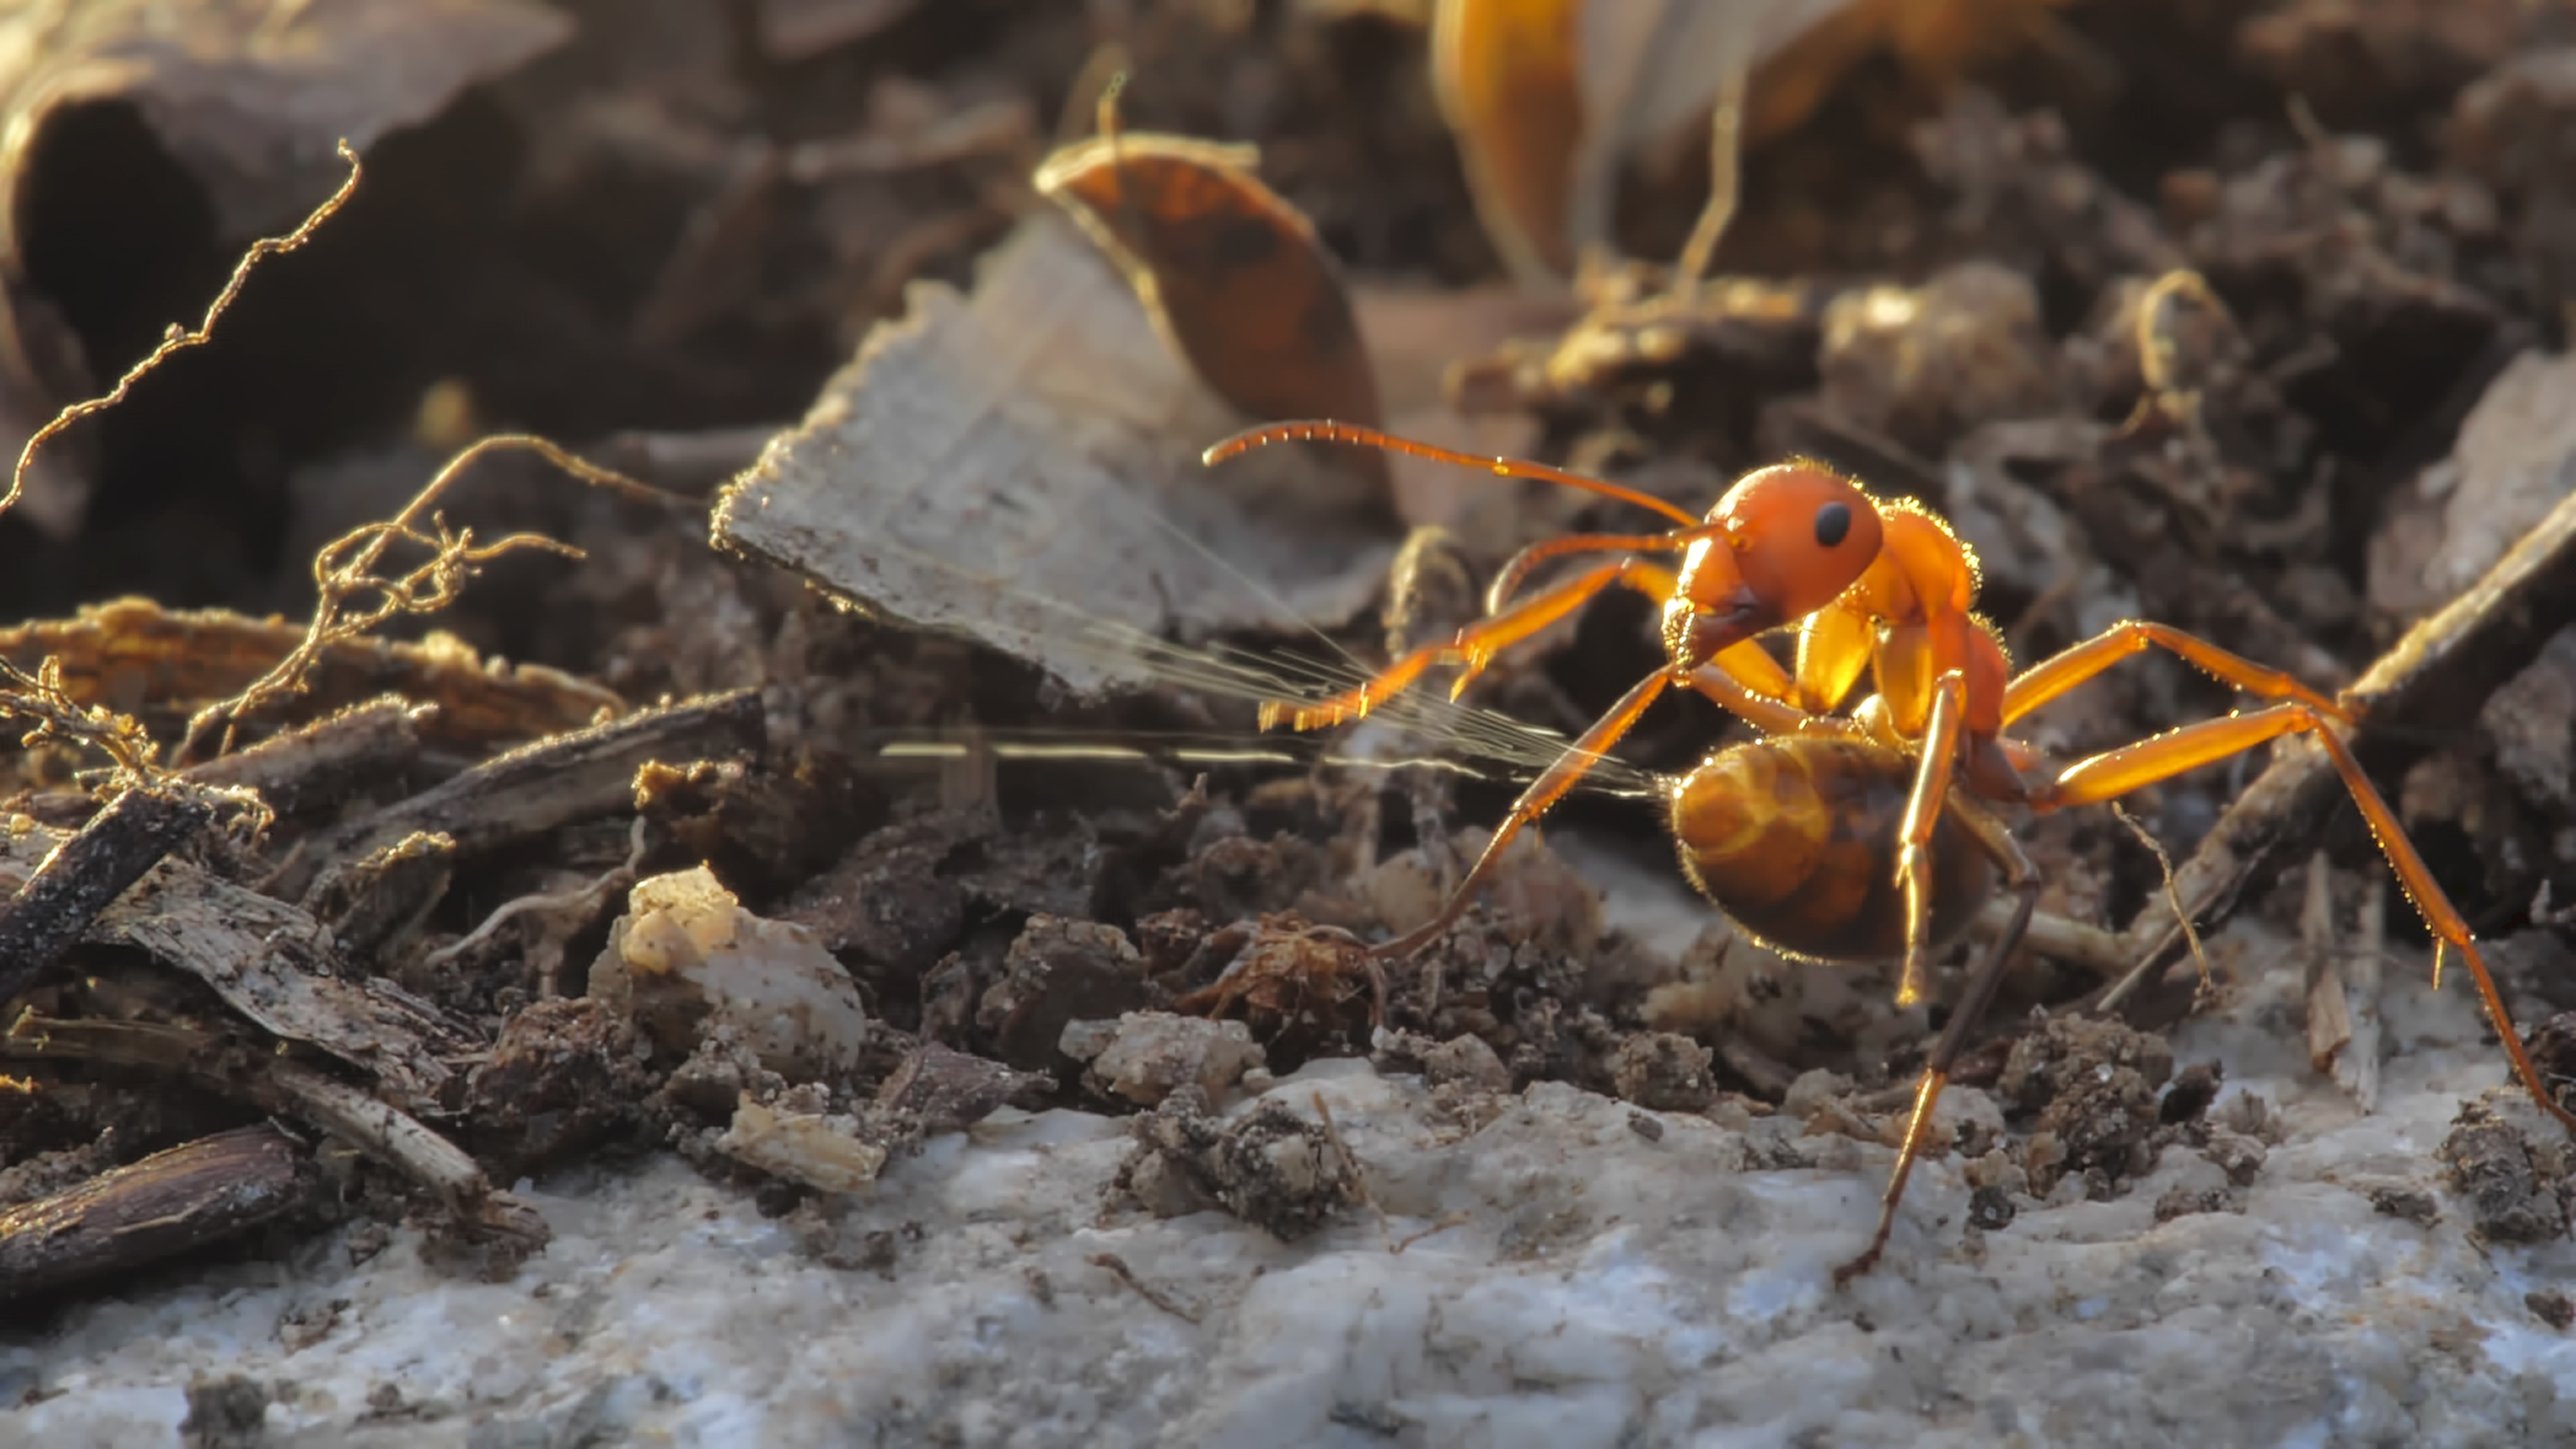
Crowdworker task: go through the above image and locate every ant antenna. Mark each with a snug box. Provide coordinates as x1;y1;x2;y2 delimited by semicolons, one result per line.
1205;422;1701;529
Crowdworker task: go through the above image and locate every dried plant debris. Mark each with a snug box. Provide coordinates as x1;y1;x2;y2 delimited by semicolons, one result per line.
712;215;1396;696
22;9;2576;1430
0;0;573;535
2367;347;2576;633
0;599;619;754
284;686;761;898
714;1093;888;1193
0;1;570;237
0;818;466;1110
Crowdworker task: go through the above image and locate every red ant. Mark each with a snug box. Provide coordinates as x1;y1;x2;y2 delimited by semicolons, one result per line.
1205;419;2576;1283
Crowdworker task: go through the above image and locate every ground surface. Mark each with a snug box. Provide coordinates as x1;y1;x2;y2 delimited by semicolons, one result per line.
9;920;2575;1449
7;4;2576;1448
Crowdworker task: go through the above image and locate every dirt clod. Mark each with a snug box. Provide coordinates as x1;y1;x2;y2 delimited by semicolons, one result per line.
1966;1183;2017;1232
2530;1289;2576;1331
2369;1185;2443;1228
2153;1185;2245;1222
1419;1034;1512;1095
180;1373;272;1449
871;1041;1050;1138
464;998;653;1181
1064;1010;1266;1108
2000;1015;2177;1197
1116;1089;1357;1242
977;916;1157;1073
1609;1032;1719;1114
2438;1101;2571;1244
2160;1061;2225;1126
2202;1130;2269;1189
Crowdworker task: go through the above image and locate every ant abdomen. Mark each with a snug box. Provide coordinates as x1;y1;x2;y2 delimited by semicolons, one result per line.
1670;733;1993;963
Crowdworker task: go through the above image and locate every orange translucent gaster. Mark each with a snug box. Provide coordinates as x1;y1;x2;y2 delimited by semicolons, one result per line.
1208;418;2576;1287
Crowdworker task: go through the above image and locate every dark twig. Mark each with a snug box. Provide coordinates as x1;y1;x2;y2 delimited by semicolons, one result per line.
0;786;212;1003
0;1126;312;1302
284;688;763;900
2;1014;502;1224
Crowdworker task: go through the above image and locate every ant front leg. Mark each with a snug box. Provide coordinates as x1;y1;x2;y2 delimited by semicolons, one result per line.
1373;668;1672;960
1839;794;2040;1285
1263;555;1678;731
2032;703;2576;1138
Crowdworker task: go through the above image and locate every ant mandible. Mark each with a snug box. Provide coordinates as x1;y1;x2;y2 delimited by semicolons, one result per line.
1205;419;2576;1281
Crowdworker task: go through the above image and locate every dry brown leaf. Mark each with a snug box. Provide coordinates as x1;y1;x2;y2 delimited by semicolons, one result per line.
713;215;1396;696
1036;130;1387;469
0;0;573;535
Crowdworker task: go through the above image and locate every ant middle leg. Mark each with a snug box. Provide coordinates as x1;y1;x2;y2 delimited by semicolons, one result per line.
2031;703;2576;1137
2001;620;2347;729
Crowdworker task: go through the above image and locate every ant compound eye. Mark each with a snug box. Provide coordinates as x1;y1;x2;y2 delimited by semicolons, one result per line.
1814;501;1853;549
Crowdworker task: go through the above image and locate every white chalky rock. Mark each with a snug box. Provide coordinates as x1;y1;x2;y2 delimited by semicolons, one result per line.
589;865;868;1081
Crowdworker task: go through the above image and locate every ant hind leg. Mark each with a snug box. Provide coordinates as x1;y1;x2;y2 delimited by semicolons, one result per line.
2033;703;2576;1137
1837;794;2040;1286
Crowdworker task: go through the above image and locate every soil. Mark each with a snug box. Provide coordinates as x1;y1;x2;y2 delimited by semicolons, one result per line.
5;0;2576;1334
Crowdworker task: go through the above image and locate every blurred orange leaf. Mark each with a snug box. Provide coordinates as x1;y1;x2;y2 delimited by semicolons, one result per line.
1431;0;2075;287
1431;0;1586;285
1748;0;2075;145
1034;129;1386;455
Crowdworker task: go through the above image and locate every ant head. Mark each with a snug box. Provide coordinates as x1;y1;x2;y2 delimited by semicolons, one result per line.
1668;462;1883;665
1719;462;1884;617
